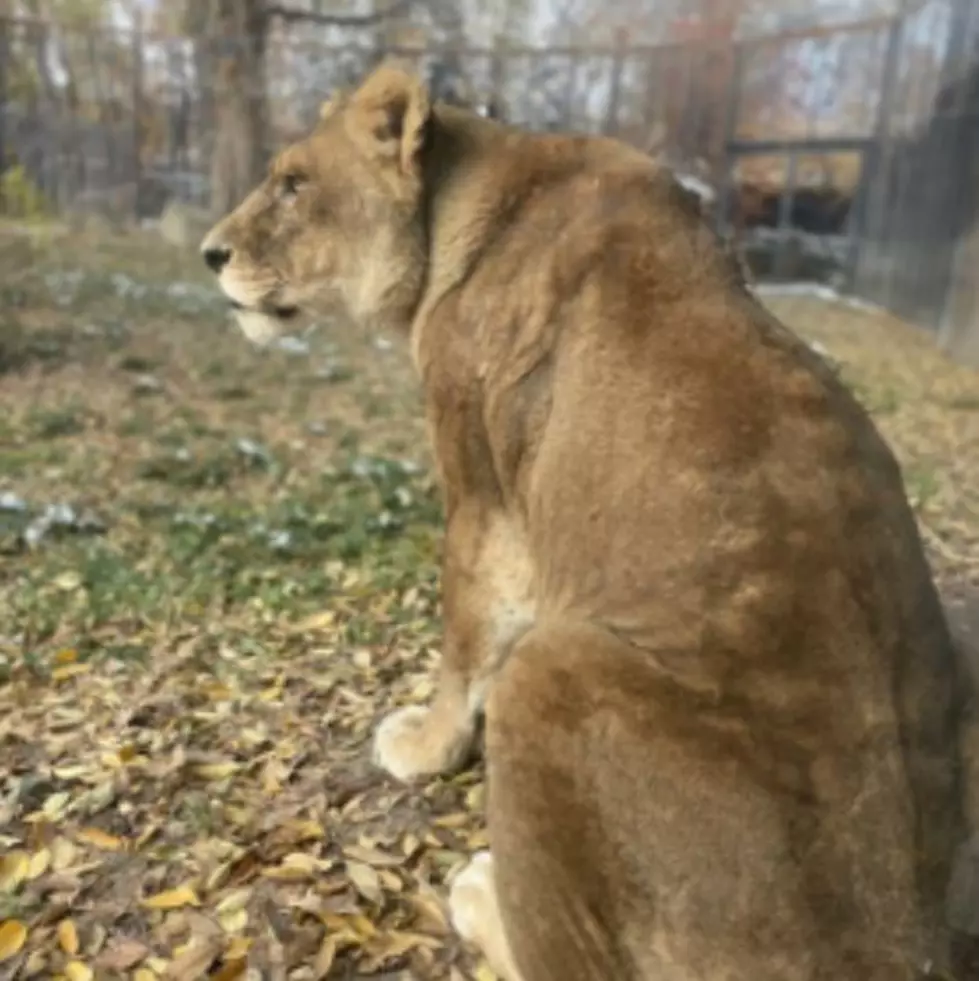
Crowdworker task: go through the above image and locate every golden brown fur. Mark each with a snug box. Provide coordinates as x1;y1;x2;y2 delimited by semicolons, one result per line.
201;65;979;980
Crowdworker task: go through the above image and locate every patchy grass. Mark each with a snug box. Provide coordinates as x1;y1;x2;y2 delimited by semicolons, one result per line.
0;222;978;979
764;291;979;581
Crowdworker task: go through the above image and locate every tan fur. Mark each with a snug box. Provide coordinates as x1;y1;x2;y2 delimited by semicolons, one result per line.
201;65;978;981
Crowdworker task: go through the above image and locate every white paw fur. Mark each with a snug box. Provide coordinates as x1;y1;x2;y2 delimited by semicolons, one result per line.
371;705;431;782
449;850;496;942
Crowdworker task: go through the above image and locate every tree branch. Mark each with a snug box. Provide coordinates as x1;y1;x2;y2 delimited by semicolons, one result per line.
265;0;414;27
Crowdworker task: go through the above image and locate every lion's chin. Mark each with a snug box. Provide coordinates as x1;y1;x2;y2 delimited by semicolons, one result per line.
229;302;302;347
232;308;289;346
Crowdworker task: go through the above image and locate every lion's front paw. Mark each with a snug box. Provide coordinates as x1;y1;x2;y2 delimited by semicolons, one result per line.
449;850;497;943
372;704;473;783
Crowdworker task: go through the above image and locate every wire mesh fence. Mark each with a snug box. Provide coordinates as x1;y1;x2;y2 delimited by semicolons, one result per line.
0;1;977;356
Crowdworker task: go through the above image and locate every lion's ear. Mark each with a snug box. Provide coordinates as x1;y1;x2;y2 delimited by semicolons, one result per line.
346;64;431;178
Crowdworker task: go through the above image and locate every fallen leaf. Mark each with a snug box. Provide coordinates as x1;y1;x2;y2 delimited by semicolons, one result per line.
282;818;325;843
312;935;338;979
65;961;94;981
210;959;247;981
87;923;108;957
41;792;71;820
58;919;80;955
218;909;247;934
133;969;158;981
50;837;78;871
95;937;149;971
77;828;125;851
26;848;51;879
21;950;47;976
52;570;83;592
346;861;383;904
165;936;222;979
51;663;91;681
0;851;29;890
0;920;28;961
141;884;201;910
343;844;400;867
224;937;251;961
193;762;240;781
293;610;337;633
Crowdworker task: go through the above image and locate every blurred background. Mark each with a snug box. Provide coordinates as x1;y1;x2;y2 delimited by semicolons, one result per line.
2;0;979;360
0;3;978;979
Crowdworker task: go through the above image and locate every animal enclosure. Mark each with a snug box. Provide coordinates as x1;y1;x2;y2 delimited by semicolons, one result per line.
1;1;978;364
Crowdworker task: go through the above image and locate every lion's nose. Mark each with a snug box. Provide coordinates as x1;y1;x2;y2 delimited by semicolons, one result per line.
202;246;232;274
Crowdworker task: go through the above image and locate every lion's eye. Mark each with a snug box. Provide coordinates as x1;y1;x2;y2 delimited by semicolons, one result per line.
281;173;306;198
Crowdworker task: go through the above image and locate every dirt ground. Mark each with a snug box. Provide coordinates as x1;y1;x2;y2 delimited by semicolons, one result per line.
0;223;977;980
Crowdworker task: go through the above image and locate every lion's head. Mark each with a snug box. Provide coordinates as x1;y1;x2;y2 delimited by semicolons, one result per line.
200;66;433;345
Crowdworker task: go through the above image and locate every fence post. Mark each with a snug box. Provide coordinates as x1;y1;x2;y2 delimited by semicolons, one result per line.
773;152;798;280
490;34;506;119
855;10;904;304
131;8;144;223
714;43;742;237
604;28;628;136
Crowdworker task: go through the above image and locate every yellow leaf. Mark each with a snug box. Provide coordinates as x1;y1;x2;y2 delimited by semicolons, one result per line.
378;869;402;892
293;610;336;633
166;936;222;979
58;919;80;955
193;762;239;781
215;888;251;915
51;663;91;682
22;950;47;975
26;848;50;879
433;812;470;830
224;937;251;961
474;964;500;981
140;884;200;910
312;935;338;979
0;920;28;961
54;647;79;664
348;914;377;940
76;828;125;852
65;961;94;981
51;837;78;871
282;852;322;872
42;792;71;819
282;819;325;843
210;958;247;981
202;682;233;701
347;861;382;904
133;971;157;981
218;908;247;934
0;851;29;891
52;571;83;592
135;822;161;849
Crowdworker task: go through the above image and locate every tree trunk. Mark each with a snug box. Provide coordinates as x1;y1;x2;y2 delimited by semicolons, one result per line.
208;0;269;219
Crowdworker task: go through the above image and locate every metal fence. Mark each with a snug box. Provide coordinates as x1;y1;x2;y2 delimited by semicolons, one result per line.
1;2;978;357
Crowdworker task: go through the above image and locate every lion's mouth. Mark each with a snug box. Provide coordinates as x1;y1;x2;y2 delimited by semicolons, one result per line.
229;300;300;321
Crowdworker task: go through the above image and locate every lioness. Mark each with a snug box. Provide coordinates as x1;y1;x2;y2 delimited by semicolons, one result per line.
200;65;978;980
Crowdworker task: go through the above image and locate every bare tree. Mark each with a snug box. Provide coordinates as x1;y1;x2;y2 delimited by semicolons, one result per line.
203;0;418;219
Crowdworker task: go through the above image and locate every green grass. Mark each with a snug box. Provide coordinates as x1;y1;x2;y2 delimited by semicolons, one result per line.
0;222;977;980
